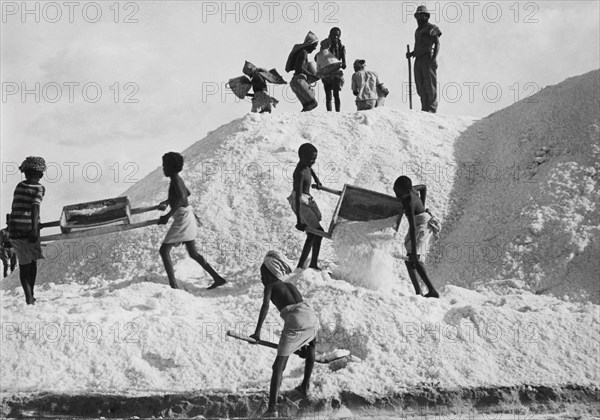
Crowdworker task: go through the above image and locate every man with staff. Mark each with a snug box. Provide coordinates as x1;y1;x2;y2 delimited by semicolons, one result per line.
406;5;442;113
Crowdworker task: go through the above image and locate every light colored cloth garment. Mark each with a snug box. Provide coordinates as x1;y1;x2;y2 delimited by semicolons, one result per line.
163;206;198;244
290;74;317;110
263;250;292;280
278;301;318;356
11;238;43;264
287;192;323;230
404;212;432;257
351;69;382;107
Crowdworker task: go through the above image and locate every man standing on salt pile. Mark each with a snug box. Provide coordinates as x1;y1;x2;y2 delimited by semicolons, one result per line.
250;251;318;418
288;143;325;270
319;27;347;112
9;157;46;304
351;59;389;111
406;5;441;113
286;31;320;112
394;176;440;298
157;152;227;290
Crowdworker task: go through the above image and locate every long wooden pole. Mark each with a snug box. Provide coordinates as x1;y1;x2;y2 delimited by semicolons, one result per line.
40;219;159;242
407;44;413;110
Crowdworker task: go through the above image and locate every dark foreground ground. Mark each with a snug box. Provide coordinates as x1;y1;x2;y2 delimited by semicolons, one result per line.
2;384;599;419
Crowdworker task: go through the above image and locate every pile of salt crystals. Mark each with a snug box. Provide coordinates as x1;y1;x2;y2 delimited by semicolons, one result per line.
331;217;403;291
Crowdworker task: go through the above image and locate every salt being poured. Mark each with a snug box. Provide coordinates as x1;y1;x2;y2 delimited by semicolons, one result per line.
331;217;403;291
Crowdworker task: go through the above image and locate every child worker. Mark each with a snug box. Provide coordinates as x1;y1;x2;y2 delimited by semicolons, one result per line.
393;176;440;298
9;156;46;305
157;152;227;290
287;143;325;270
250;250;318;418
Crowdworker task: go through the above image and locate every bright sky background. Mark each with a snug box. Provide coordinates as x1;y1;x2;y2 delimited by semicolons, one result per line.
1;0;599;221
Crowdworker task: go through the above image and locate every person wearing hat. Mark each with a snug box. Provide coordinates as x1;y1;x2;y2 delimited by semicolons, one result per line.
406;5;441;113
319;27;347;112
285;31;320;112
250;250;318;418
351;59;389;111
8;156;47;305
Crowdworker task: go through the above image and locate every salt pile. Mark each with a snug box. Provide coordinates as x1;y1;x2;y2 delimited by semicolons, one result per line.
1;71;599;400
430;69;600;303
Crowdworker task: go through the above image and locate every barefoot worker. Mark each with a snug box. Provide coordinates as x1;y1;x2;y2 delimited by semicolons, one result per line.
394;175;440;298
250;251;318;418
286;31;319;112
288;143;325;270
319;27;347;112
9;157;47;305
157;152;227;290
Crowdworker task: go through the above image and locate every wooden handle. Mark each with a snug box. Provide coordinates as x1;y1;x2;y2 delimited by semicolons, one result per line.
131;205;161;215
40;220;61;229
226;330;278;349
304;226;332;239
311;184;342;196
40;219;159;242
407;44;413;110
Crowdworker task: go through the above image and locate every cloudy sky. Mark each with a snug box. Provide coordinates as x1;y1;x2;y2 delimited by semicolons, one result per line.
1;1;599;221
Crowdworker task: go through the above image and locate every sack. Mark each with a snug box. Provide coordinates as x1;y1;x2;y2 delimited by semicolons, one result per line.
226;76;252;99
377;83;390;97
243;61;257;77
285;49;298;73
426;209;441;237
259;69;287;85
315;49;342;76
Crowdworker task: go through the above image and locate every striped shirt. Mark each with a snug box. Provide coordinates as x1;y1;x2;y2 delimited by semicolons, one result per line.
9;181;45;239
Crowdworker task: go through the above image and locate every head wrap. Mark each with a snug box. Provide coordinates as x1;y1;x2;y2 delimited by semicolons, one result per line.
290;31;319;56
263;250;292;280
19;156;46;173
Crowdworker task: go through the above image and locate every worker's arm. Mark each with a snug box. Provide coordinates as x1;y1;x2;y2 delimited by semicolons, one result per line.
404;197;419;263
250;286;272;341
310;168;322;189
30;204;40;242
414;184;427;207
432;36;440;62
293;169;305;231
159;177;188;224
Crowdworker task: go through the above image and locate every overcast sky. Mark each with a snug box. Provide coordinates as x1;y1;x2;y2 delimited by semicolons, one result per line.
1;1;599;221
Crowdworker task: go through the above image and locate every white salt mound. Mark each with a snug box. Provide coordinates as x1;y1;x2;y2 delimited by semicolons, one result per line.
1;71;598;399
430;69;600;303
